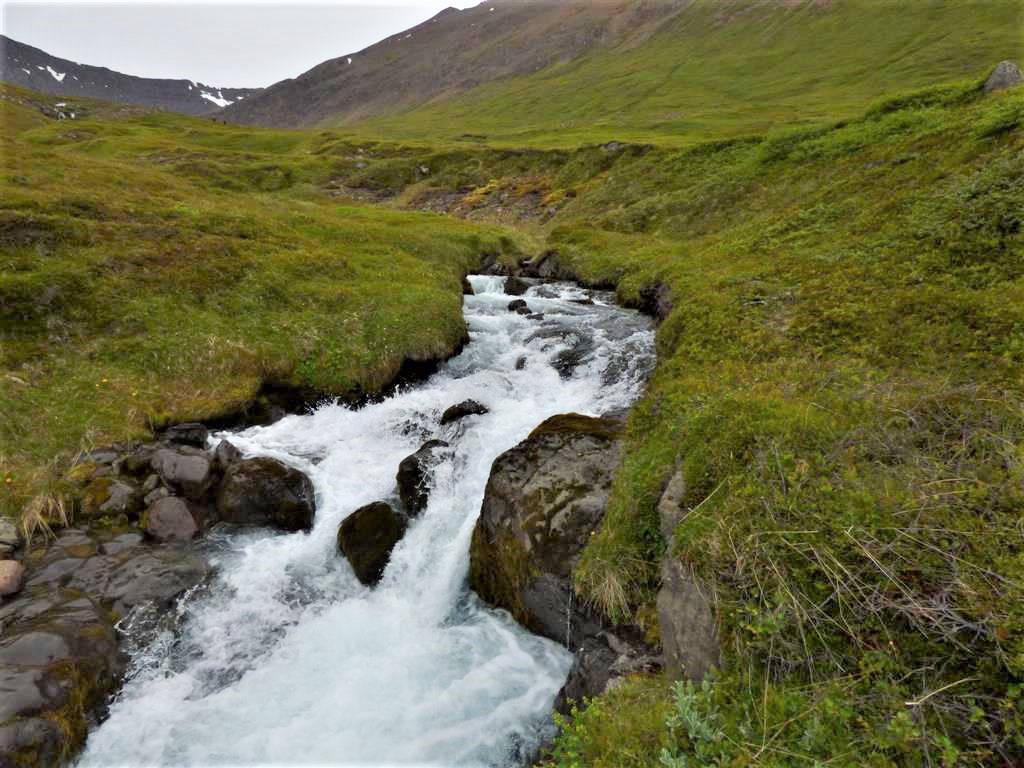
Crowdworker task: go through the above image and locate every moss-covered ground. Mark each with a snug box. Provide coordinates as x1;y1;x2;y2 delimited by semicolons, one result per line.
0;86;525;522
318;78;1024;765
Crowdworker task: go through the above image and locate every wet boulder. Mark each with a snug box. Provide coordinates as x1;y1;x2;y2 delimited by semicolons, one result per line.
396;440;449;516
216;457;316;532
151;448;214;501
141;497;198;542
470;414;623;643
507;299;530;315
161;422;209;447
440;400;489;426
504;276;531;296
337;502;407;586
470;413;655;707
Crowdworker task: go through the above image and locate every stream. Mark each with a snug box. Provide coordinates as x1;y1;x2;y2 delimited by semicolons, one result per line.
78;276;655;767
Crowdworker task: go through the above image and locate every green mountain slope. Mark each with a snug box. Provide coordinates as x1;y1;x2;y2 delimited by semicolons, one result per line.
321;72;1024;764
356;0;1024;146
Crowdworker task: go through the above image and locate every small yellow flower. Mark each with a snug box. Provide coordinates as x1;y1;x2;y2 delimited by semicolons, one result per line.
4;477;11;484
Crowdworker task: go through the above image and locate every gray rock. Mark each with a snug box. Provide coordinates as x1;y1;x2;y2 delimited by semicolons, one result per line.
396;440;450;516
83;449;119;465
657;559;719;682
985;60;1023;93
440;400;489;426
470;414;623;643
0;668;54;721
216;457;316;531
99;479;143;518
142;497;198;542
99;531;144;556
507;299;530;314
0;632;71;667
162;422;209;447
337;502;407;586
655;467;719;682
144;486;171;506
142;474;160;494
0;561;25;597
0;518;22;553
213;439;243;470
151;448;213;500
79;549;208;615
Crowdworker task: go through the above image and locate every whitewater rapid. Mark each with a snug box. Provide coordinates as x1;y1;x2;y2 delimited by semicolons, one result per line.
78;277;655;767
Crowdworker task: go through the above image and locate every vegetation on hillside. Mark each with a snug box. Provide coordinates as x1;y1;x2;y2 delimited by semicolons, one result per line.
358;0;1023;147
2;1;1023;763
0;86;523;525
320;77;1024;765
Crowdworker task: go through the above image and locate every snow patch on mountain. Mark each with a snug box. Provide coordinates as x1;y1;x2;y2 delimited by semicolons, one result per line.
200;90;233;108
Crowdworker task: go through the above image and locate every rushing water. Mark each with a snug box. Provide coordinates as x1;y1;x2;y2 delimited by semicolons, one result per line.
79;277;655;767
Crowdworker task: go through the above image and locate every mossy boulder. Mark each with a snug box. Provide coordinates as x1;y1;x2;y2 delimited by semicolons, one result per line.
470;413;624;641
470;413;657;708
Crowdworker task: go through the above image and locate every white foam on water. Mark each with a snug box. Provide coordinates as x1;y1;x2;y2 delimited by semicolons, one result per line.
79;277;655;767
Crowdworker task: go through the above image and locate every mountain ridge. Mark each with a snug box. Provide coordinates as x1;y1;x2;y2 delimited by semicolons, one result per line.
0;35;261;116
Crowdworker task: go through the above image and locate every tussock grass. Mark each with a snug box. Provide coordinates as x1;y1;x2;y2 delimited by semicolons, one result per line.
0;85;524;521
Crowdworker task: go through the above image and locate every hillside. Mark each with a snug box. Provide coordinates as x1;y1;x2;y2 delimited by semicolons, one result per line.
361;0;1024;146
2;1;1024;764
329;69;1024;766
225;0;1023;147
0;35;261;116
222;0;687;128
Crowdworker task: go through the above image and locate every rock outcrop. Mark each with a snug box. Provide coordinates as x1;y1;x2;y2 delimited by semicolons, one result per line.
337;502;407;586
0;527;208;765
470;413;658;709
655;468;720;682
984;60;1023;93
396;440;449;516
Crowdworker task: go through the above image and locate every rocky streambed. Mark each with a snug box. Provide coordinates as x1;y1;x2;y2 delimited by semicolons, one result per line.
0;273;714;767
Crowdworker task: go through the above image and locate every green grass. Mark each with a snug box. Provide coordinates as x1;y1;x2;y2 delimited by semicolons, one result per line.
329;78;1024;764
353;0;1024;148
0;86;525;522
2;2;1023;762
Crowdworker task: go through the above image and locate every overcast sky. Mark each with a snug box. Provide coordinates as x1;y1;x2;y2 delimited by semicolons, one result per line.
2;1;481;87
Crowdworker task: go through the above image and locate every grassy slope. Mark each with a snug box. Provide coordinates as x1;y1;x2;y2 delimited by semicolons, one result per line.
322;77;1024;764
2;0;1023;764
0;86;524;521
356;0;1023;148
